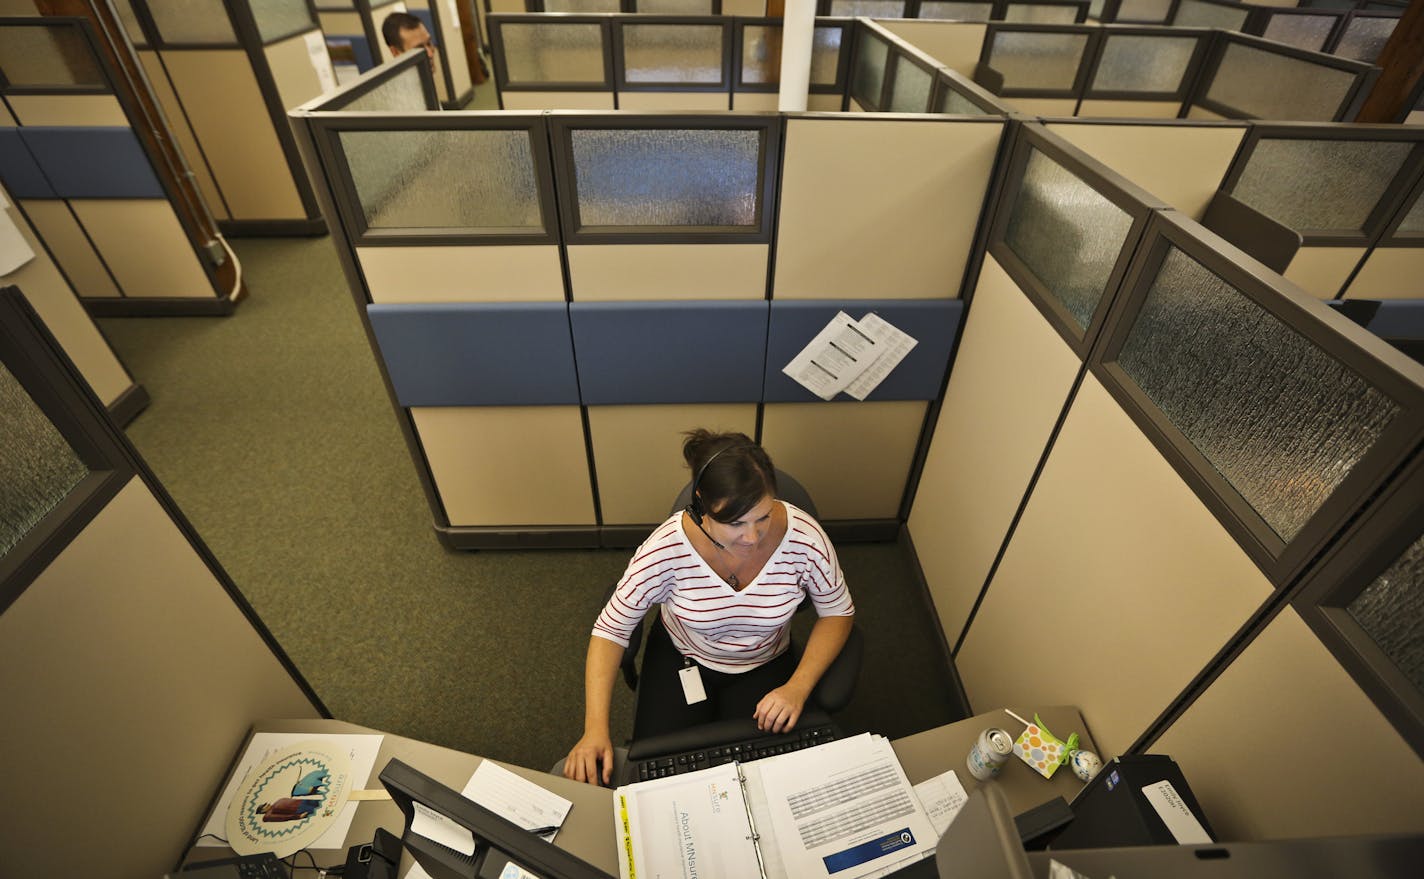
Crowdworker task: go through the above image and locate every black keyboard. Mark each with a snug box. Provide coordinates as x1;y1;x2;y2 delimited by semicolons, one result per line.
178;852;289;879
632;722;840;781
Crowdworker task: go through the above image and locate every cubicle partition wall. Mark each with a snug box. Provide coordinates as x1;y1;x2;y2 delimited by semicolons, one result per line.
0;16;231;313
488;13;853;110
319;0;474;106
290;53;1004;546
115;0;332;234
1148;0;1405;65
907;119;1424;838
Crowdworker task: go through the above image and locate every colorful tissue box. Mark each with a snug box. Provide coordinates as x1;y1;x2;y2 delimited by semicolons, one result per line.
1014;715;1076;779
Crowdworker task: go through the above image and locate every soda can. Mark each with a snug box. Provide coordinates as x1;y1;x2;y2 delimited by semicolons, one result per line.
966;727;1014;781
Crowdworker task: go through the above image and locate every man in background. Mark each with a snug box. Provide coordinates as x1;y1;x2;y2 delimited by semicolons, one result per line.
382;11;436;75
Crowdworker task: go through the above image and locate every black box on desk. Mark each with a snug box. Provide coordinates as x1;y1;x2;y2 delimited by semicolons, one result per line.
1049;754;1214;850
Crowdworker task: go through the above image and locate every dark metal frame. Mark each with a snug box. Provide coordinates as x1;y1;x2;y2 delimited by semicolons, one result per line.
876;22;943;112
930;66;1013;115
1327;8;1405;62
1290;450;1424;759
1096;0;1172;25
986;122;1164;359
1375;166;1424;248
308;111;562;247
1166;0;1263;32
1218;123;1424;247
612;15;734;92
0;16;115;94
817;0;913;17
546;113;782;244
730;18;854;96
1089;209;1424;586
1077;25;1213;104
975;22;1095;99
488;14;616;92
1000;0;1090;24
1190;30;1381;123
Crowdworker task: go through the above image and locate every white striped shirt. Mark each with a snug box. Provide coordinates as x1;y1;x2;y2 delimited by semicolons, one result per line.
592;501;854;674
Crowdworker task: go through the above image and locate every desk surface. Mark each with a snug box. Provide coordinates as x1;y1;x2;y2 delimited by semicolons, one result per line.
185;707;1097;876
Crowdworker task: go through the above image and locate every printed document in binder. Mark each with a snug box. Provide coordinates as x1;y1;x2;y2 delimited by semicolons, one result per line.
613;733;935;879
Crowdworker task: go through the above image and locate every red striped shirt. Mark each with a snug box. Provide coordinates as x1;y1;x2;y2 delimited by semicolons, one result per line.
592;502;854;673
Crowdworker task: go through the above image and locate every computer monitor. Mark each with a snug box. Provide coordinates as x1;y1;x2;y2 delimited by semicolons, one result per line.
378;758;614;879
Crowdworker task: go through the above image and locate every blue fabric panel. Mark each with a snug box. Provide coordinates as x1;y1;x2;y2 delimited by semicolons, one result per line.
763;299;964;402
368;302;581;406
570;301;769;405
1370;300;1424;340
21;127;164;199
344;35;376;71
0;128;56;199
408;8;435;35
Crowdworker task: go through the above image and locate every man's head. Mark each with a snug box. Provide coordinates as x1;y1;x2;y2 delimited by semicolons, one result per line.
381;11;435;69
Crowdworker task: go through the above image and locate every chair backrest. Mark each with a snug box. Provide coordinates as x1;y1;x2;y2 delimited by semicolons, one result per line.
668;467;820;519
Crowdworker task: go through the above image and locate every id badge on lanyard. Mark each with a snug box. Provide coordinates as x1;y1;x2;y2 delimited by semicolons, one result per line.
678;657;707;705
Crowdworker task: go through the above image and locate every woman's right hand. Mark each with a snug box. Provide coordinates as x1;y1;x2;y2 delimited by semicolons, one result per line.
564;729;614;786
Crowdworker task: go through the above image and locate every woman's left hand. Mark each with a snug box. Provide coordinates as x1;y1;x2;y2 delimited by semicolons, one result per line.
754;683;811;733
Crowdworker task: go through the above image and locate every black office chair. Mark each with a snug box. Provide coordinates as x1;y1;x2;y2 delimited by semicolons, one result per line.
618;467;864;716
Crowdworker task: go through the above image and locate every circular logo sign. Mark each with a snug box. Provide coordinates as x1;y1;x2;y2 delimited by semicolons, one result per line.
226;740;352;856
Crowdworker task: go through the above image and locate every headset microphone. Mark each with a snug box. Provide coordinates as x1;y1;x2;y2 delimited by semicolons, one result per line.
685;442;750;549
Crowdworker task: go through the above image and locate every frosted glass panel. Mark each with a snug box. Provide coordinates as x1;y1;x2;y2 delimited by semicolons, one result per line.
340;66;430;111
811;26;844;86
545;0;621;10
1204;43;1357;121
623;24;723;84
1092;34;1197;93
888;57;933;112
1174;0;1248;29
989;32;1089;91
1004;149;1133;331
1262;14;1337;52
1115;0;1172;22
250;0;316;43
1117;247;1399;542
0;361;90;560
148;0;237;45
1003;3;1081;24
852;34;888;107
1334;17;1397;63
637;0;715;11
1232;138;1413;234
0;25;105;87
938;87;990;115
340;129;544;231
1348;532;1424;694
829;0;907;15
570;129;761;228
918;2;993;20
501;23;607;84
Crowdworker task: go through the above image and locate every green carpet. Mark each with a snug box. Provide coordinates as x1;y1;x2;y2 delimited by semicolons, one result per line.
98;234;965;773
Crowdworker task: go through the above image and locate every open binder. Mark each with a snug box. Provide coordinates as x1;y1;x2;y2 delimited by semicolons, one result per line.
614;733;936;879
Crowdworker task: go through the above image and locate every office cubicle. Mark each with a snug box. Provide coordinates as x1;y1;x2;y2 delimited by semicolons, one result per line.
114;0;332;235
0;16;232;314
1151;0;1406;65
487;14;854;110
0;288;325;878
318;0;475;107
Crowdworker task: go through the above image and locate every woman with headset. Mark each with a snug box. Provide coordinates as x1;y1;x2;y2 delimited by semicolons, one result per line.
563;429;855;786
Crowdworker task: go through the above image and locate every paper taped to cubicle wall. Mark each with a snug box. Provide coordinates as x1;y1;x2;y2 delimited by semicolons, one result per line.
782;312;917;402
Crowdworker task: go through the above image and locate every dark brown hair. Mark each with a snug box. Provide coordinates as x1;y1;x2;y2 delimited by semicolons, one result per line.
682;429;777;524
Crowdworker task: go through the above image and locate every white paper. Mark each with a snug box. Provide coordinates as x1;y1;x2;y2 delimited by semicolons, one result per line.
412;801;476;856
0;202;35;277
198;733;383;850
461;761;572;842
305;30;337;94
843;313;918;401
1141;780;1211;845
750;733;936;879
614;764;763;879
782;311;880;401
912;768;968;838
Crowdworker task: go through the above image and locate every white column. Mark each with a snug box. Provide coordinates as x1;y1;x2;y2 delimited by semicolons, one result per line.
778;0;816;112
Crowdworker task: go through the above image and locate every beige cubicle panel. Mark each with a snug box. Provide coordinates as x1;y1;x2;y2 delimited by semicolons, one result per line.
1187;105;1231;121
1344;248;1424;299
411;405;597;526
723;0;768;14
357;245;567;303
160;49;310;220
617;91;732;111
67;200;214;298
761;401;928;521
956;375;1274;757
3;93;128;126
1001;97;1078;116
1;197;132;406
1153;607;1424;840
733;92;780;111
587;403;758;525
136;51;229;221
773;117;1004;299
265;29;336;110
875;20;988;77
907;255;1081;648
19;200;123;299
1045;121;1247;220
1283;246;1369;300
1072;99;1182;119
501;90;617;109
0;480;320;878
567;244;769;301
